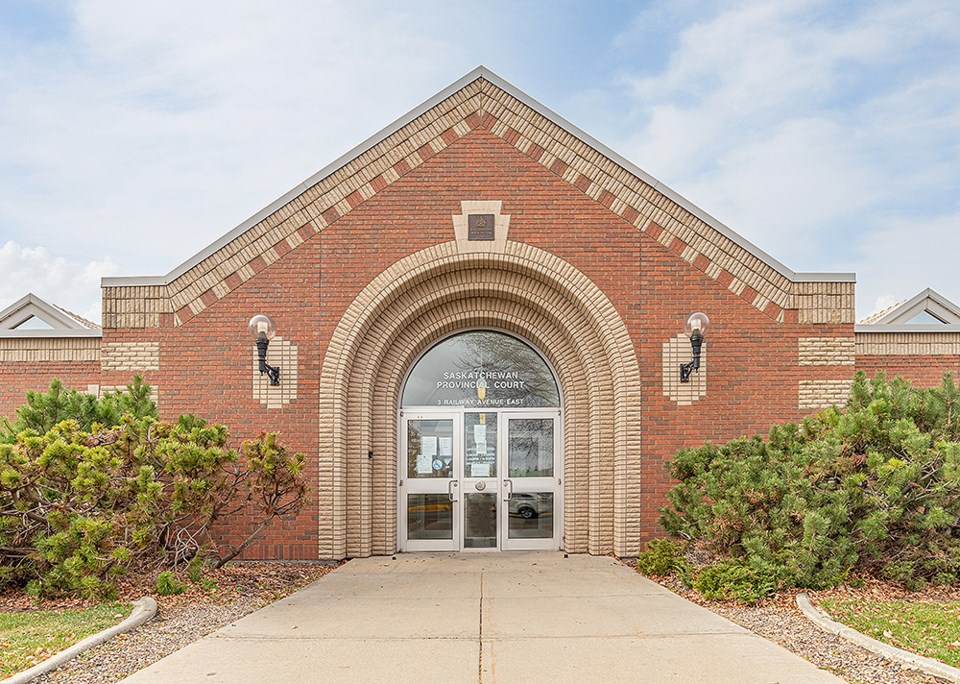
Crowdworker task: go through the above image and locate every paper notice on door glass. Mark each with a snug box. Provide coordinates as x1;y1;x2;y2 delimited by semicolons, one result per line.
475;441;487;456
473;425;486;442
438;437;453;457
471;463;491;477
417;436;437;474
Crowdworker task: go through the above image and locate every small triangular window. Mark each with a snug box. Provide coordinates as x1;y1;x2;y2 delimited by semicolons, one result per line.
905;310;947;325
12;315;55;330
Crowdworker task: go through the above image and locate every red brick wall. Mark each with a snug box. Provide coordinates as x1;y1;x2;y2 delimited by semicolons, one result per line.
638;233;855;539
139;237;324;561
0;126;860;556
857;355;960;387
0;361;101;419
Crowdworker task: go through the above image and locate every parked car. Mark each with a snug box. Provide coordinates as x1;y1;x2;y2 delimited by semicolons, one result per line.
509;492;549;519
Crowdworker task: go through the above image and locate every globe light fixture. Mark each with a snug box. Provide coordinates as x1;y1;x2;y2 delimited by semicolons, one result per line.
248;314;281;386
679;312;709;383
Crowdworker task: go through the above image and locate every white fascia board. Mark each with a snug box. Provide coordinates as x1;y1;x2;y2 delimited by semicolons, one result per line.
0;293;92;331
102;66;855;288
0;329;102;338
869;288;960;325
855;324;960;334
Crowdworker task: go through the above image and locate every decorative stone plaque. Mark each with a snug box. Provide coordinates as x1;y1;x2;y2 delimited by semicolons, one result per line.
468;214;495;241
452;201;509;253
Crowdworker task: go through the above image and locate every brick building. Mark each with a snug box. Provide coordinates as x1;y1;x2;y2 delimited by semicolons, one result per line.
2;68;958;560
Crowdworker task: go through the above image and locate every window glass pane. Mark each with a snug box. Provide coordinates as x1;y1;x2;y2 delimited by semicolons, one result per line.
406;419;454;479
407;494;453;539
508;493;554;538
464;492;497;548
401;331;560;408
464;412;497;478
508;418;554;477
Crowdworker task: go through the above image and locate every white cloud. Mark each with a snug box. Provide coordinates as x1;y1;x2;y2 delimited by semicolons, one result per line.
607;0;960;316
853;211;960;320
0;0;958;322
0;241;118;323
0;1;466;278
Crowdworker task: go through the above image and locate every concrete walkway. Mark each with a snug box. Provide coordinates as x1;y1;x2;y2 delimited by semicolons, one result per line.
120;553;844;683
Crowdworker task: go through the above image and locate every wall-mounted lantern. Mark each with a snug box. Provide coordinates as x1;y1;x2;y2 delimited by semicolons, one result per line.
248;314;281;386
679;312;709;383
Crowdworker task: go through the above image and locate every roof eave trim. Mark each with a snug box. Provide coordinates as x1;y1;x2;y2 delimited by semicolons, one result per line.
101;65;857;288
0;329;102;338
855;324;960;334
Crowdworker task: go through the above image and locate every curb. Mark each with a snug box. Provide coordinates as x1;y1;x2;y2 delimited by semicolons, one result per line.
8;596;158;684
797;592;960;683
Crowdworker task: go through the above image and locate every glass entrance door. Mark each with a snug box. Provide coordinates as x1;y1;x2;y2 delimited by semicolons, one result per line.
462;412;498;549
399;412;459;552
500;411;562;551
399;409;561;551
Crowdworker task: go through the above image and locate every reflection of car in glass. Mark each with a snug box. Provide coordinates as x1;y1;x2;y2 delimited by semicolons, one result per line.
509;493;546;519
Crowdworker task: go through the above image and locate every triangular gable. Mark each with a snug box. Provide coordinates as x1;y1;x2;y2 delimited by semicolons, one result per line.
859;288;960;326
103;67;854;327
0;293;101;336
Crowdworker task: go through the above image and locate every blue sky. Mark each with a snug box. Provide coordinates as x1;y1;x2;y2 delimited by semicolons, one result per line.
1;0;958;322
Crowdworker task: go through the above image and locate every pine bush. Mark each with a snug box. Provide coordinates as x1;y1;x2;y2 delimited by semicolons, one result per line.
660;371;960;594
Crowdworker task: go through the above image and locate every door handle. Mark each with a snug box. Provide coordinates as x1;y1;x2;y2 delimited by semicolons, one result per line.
502;478;513;502
448;479;459;502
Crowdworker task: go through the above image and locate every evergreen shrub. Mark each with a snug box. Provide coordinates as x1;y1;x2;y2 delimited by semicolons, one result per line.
657;371;960;598
0;379;308;597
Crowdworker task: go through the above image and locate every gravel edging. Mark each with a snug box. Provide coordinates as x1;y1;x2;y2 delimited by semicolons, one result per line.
7;596;157;684
798;592;960;684
32;593;286;683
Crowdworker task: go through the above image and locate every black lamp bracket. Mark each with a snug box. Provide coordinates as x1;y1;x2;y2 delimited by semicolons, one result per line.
679;329;704;383
255;335;281;386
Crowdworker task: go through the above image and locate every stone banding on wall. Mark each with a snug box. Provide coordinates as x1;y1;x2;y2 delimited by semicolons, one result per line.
856;332;960;355
798;337;856;366
101;285;169;330
794;282;856;325
0;337;100;362
317;240;642;559
101;342;160;372
102;72;850;331
798;379;853;410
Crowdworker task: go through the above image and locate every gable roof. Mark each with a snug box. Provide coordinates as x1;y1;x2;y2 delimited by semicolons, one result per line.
0;293;101;337
103;66;854;327
857;288;960;331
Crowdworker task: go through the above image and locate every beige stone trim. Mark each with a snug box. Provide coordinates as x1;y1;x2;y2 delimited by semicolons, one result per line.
798;379;852;410
451;200;510;253
794;282;855;325
662;335;707;405
0;337;100;362
318;241;642;559
252;336;298;409
102;285;169;329
798;337;856;366
101;342;160;372
856;332;960;355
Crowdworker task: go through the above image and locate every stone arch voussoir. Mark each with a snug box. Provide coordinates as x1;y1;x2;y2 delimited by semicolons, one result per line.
318;241;641;559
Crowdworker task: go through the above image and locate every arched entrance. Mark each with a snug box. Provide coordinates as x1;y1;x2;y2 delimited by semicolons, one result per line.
399;330;563;551
317;241;642;559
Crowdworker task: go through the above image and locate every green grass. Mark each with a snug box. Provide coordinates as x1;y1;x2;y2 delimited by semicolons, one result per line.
0;602;131;677
819;596;960;667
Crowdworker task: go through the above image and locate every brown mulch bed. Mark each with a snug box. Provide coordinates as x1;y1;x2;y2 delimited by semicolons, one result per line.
0;561;341;614
625;559;951;684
